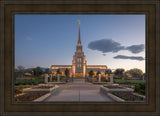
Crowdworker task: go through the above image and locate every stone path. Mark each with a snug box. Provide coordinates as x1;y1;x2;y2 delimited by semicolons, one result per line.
44;81;114;102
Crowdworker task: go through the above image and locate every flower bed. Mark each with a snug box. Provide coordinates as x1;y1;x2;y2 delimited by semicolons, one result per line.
104;85;124;89
14;85;32;95
112;92;144;101
32;85;55;89
15;92;49;101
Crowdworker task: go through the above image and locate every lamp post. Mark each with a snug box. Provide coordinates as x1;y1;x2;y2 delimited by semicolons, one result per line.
31;71;34;85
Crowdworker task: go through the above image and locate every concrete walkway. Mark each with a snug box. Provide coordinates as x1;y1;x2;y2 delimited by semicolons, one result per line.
45;81;114;102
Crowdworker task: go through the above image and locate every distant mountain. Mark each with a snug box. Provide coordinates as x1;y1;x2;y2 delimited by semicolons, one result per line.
25;67;49;72
40;67;48;72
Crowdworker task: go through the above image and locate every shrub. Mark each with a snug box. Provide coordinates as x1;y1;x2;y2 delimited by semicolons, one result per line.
134;82;145;95
15;78;43;85
15;88;22;94
102;79;109;82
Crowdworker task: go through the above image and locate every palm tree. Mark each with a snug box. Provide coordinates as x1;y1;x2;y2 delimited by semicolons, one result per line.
105;69;112;81
65;68;70;82
88;70;94;77
114;68;124;77
56;69;61;74
45;68;50;74
32;67;44;77
105;69;112;76
97;71;101;76
65;68;70;77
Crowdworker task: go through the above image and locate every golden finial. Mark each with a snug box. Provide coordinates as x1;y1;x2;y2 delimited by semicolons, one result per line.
78;20;80;25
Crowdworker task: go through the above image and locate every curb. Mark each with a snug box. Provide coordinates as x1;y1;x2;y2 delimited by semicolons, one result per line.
100;86;125;102
33;85;59;102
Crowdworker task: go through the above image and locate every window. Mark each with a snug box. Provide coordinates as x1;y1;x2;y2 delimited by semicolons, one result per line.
77;58;81;63
79;58;81;62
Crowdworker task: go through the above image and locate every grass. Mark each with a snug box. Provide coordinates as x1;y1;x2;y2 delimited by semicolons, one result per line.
15;78;44;85
32;85;55;89
14;85;33;94
114;79;145;84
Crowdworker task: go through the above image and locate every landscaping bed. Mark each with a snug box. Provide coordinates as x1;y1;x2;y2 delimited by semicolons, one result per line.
14;84;59;102
104;85;124;89
111;92;145;101
101;84;133;93
15;92;49;102
14;85;33;95
114;79;145;84
32;85;55;89
23;84;58;93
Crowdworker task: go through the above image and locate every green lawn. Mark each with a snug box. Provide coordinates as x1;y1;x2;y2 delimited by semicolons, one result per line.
114;79;145;84
15;78;44;85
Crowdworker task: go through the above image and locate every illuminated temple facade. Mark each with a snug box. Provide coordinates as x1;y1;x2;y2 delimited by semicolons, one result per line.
50;21;107;77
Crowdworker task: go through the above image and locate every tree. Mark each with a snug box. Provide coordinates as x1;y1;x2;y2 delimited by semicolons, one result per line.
14;68;18;82
127;68;143;78
32;67;44;76
97;71;101;76
57;69;61;74
65;68;70;77
17;65;25;78
114;68;125;77
45;68;50;74
88;70;94;77
105;69;112;76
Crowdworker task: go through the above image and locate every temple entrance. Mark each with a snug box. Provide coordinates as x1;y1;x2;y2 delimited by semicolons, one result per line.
75;72;83;77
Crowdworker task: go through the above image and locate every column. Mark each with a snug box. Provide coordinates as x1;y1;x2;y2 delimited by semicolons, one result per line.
110;74;114;83
57;74;60;82
44;73;48;83
98;74;101;82
49;74;52;82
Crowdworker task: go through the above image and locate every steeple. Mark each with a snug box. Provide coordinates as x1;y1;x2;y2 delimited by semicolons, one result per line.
78;20;81;45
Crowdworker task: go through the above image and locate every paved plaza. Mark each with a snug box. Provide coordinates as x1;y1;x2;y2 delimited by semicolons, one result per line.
45;80;114;102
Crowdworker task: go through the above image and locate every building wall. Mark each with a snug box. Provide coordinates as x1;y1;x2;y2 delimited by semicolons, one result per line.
50;65;107;77
50;65;72;77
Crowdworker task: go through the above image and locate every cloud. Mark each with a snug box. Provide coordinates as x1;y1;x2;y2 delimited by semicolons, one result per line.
26;36;32;40
113;55;144;61
88;39;125;53
125;44;144;53
88;39;144;54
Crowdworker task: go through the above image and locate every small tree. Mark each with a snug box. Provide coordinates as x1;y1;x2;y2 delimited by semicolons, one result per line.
105;69;112;76
97;71;101;76
57;69;61;75
88;70;94;77
114;68;124;77
32;67;44;77
17;65;25;78
127;68;143;78
45;68;50;74
65;68;70;77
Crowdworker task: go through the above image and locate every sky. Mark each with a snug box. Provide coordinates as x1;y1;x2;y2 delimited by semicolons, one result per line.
15;14;145;72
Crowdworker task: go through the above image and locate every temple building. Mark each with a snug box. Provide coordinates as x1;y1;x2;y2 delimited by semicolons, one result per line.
50;20;107;77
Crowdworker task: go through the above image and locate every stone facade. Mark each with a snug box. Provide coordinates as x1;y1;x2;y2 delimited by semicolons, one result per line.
50;21;107;77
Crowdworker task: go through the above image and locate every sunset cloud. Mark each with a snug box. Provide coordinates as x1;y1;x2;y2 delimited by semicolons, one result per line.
88;39;144;54
26;36;32;40
113;55;144;61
